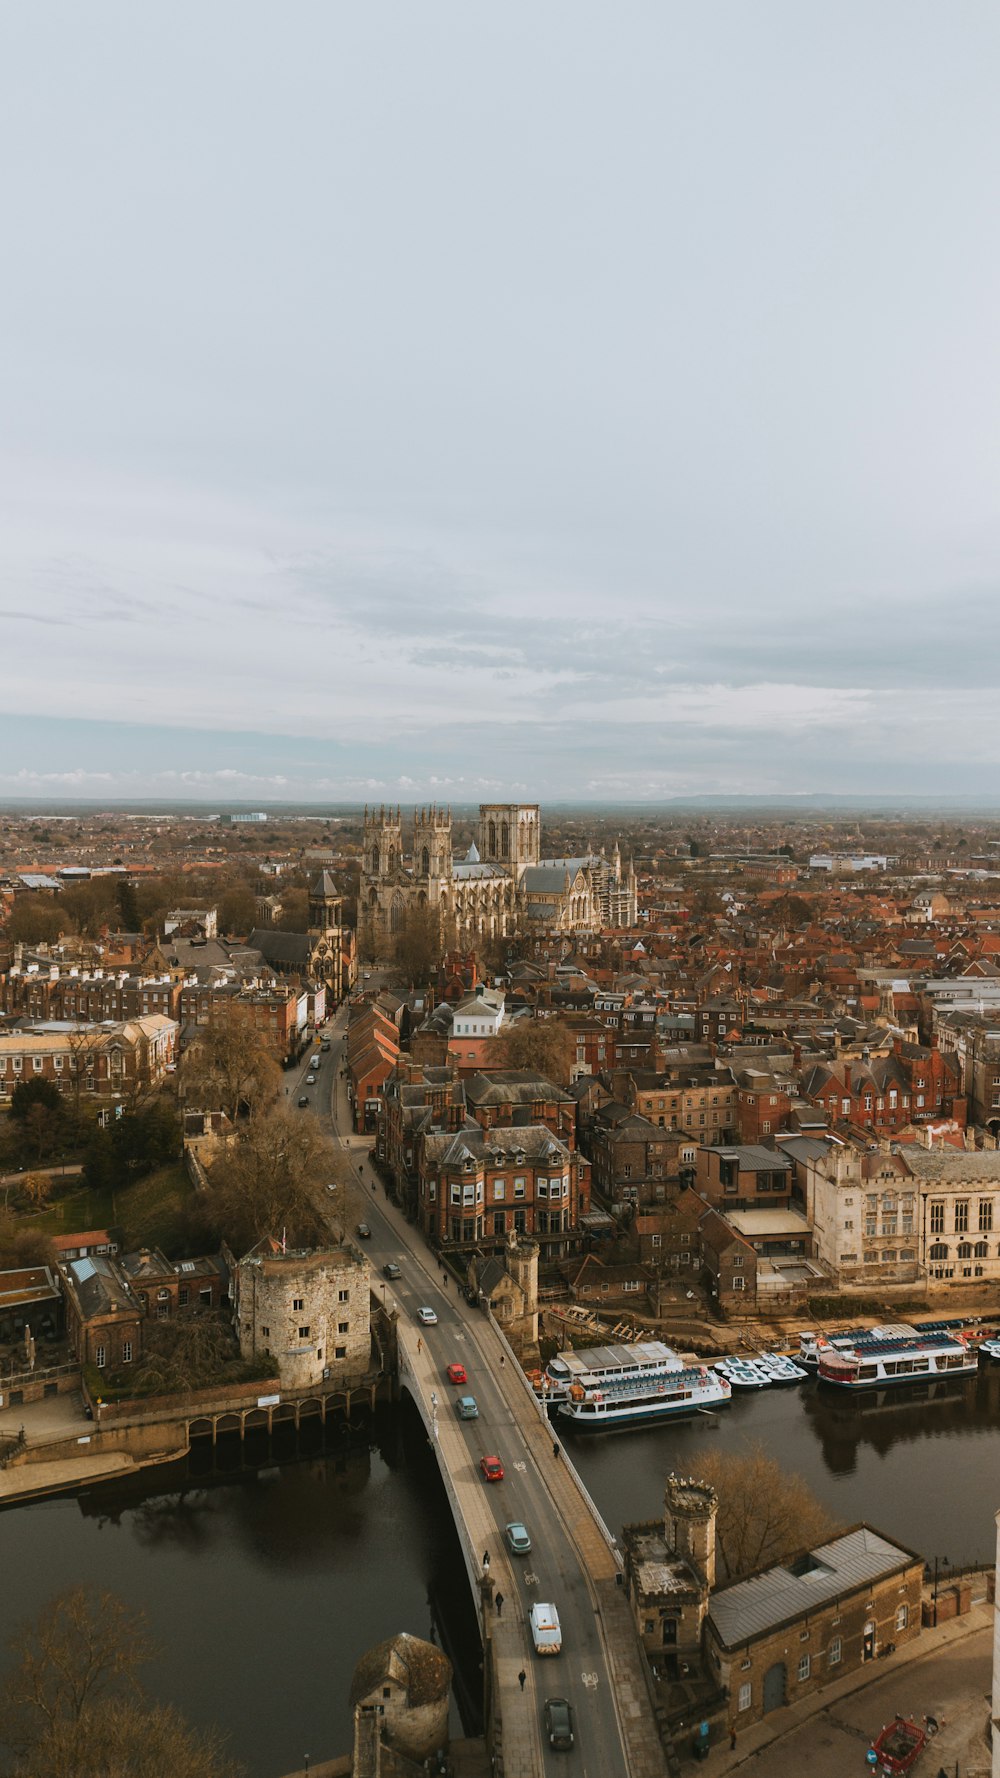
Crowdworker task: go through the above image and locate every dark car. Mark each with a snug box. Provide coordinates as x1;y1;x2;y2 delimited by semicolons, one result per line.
356;1222;372;1239
544;1698;574;1751
297;1096;309;1108
383;1262;401;1281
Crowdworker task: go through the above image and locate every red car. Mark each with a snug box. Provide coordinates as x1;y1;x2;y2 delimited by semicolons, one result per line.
446;1363;467;1385
480;1454;504;1483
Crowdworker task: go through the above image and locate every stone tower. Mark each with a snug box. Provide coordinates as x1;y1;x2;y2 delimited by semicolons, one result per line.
664;1472;718;1590
349;1631;451;1764
505;1231;539;1348
412;804;452;886
359;805;405;955
363;804;403;880
478;802;540;874
308;869;342;935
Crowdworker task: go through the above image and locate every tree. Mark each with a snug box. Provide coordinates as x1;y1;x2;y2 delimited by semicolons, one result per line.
9;1079;62;1123
4;896;66;946
689;1442;841;1583
495;1017;576;1088
393;905;441;987
179;1006;281;1122
0;1586;243;1778
216;885;257;935
274;887;310;932
20;1171;51;1212
205;1104;335;1252
115;878;141;931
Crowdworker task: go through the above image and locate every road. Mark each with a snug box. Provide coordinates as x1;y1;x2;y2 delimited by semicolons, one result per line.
293;1001;640;1778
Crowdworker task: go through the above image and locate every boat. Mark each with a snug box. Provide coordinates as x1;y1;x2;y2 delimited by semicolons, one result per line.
980;1339;1000;1362
816;1324;978;1391
544;1340;694;1400
712;1357;772;1391
869;1714;926;1774
550;1341;731;1430
755;1352;809;1385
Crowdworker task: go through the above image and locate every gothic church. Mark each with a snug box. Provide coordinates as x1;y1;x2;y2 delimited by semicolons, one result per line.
359;801;636;953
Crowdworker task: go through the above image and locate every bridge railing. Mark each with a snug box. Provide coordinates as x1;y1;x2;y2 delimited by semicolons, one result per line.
483;1304;623;1569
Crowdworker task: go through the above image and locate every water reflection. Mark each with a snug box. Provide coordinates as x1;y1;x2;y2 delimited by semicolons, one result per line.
799;1374;979;1473
0;1401;482;1778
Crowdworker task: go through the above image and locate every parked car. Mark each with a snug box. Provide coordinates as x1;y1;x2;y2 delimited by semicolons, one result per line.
544;1697;574;1749
456;1396;479;1419
383;1262;401;1280
504;1520;532;1555
445;1363;467;1385
416;1307;438;1326
479;1454;504;1483
356;1223;372;1239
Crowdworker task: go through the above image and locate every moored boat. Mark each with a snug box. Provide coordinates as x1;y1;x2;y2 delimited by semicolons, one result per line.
556;1361;730;1430
816;1324;977;1391
713;1357;772;1391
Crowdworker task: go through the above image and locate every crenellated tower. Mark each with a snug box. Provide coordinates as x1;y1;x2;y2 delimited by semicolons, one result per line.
412;804;453;883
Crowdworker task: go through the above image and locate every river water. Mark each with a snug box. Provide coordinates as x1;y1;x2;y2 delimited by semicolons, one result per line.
1;1367;999;1775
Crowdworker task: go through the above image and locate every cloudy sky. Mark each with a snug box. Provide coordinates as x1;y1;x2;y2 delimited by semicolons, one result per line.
2;4;998;804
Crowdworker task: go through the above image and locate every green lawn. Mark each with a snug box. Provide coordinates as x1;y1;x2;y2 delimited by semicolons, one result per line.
24;1163;194;1256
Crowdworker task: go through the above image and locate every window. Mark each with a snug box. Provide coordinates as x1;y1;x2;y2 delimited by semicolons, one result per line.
738;1682;752;1712
493;1180;505;1200
930;1201;945;1234
797;1654;810;1681
338;1321;349;1334
179;1286;189;1306
732;1254;744;1267
980;1200;994;1232
828;1637;842;1666
293;1298;304;1311
955;1201;969;1233
261;1325;270;1338
122;1341;132;1363
339;1290;349;1303
95;1345;106;1368
514;1179;525;1199
957;1242;972;1260
731;1276;746;1291
335;1346;346;1359
929;1242;949;1261
895;1603;908;1632
299;1326;310;1339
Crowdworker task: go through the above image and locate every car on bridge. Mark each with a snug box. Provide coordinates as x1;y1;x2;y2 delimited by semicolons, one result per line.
306;1073;316;1084
456;1396;479;1419
297;1096;309;1108
544;1697;574;1750
356;1222;372;1239
479;1454;504;1483
504;1520;531;1555
445;1363;467;1385
416;1307;438;1326
382;1262;401;1280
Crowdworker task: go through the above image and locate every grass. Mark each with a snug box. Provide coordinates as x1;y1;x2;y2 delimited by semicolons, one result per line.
20;1163;194;1256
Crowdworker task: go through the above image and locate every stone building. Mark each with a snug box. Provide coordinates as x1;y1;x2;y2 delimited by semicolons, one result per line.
248;869;349;1004
348;1631;451;1766
233;1242;372;1389
359;801;637;954
706;1524;922;1727
622;1474;717;1680
0;1014;178;1106
467;1232;539;1356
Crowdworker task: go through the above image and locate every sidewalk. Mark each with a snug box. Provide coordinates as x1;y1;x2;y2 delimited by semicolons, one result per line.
694;1602;993;1775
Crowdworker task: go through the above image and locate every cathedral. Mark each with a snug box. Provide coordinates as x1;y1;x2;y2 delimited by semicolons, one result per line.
359;801;637;953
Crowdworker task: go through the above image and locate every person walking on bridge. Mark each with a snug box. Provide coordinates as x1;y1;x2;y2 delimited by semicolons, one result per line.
495;1592;504;1618
518;1669;526;1691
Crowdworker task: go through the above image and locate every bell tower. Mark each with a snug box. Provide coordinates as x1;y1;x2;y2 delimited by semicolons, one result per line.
363;805;403;879
478;803;540;875
412;804;452;883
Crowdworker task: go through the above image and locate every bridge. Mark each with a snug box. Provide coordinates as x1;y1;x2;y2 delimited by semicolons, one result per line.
321;1002;668;1778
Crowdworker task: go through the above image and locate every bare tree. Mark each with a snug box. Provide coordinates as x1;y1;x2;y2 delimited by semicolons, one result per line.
0;1585;243;1777
206;1103;336;1252
496;1017;576;1088
179;1005;281;1123
393;905;441;987
689;1442;841;1583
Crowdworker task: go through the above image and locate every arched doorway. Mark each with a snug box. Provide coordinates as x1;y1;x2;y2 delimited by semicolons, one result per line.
762;1660;786;1714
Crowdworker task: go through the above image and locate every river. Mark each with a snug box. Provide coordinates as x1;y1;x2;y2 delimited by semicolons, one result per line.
1;1366;999;1775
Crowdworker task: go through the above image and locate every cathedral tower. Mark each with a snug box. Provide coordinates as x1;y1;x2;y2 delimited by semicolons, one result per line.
478;803;540;874
412;804;452;883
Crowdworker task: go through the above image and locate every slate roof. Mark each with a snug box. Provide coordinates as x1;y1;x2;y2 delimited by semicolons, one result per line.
714;1145;792;1173
423;1124;569;1167
464;1070;573;1107
902;1148;1000;1181
64;1255;136;1320
708;1525;917;1649
249;929;312;966
349;1632;450;1708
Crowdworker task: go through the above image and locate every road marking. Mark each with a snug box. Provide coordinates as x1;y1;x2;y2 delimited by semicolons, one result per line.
513;1460;527;1472
581;1671;599;1688
523;1572;539;1587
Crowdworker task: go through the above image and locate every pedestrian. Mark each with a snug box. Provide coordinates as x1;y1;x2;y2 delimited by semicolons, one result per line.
518;1669;526;1692
417;1337;422;1354
729;1725;737;1751
495;1592;504;1617
552;1441;560;1459
500;1354;505;1368
482;1551;490;1569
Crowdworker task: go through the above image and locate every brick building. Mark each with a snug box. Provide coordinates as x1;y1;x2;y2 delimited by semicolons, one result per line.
0;1015;178;1106
416;1124;589;1252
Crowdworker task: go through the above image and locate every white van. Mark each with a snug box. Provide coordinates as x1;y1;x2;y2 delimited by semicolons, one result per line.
309;1053;321;1070
529;1603;562;1656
